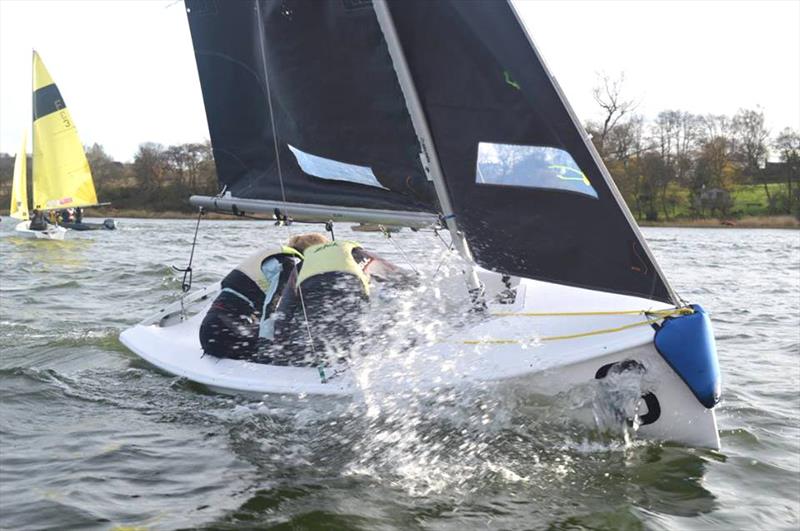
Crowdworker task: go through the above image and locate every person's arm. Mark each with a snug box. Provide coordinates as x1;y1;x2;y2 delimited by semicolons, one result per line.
257;257;283;339
258;256;298;339
352;248;418;285
271;269;300;342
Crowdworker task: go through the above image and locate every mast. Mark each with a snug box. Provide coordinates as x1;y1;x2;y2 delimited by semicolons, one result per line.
373;0;483;295
506;2;681;307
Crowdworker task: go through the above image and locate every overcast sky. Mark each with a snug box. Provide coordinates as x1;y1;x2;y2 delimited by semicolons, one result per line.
1;0;798;161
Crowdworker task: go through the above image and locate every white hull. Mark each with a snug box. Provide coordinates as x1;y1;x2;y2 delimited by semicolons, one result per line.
13;221;68;240
512;343;719;448
120;271;720;449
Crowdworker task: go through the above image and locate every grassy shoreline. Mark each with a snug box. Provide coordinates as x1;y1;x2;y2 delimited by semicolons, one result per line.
637;215;799;229
82;207;238;220
92;209;799;229
3;208;797;228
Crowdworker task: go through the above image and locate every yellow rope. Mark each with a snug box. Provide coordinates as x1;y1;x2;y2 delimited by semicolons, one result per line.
490;307;694;318
460;307;693;345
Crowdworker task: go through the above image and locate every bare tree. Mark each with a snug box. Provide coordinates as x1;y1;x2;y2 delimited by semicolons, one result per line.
592;72;637;155
85;143;125;187
733;108;769;173
773;127;800;215
732;108;770;204
649;111;700;219
133;142;168;191
606;114;645;164
699;114;734;145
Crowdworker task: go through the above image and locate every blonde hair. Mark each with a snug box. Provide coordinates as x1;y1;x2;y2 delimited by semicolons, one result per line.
287;232;329;253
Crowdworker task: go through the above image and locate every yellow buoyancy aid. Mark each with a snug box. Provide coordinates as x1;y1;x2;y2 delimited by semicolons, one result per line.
296;240;370;295
236;245;303;292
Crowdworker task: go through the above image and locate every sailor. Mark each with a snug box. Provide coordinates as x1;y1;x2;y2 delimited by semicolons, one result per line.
198;233;328;360
60;209;74;224
28;209;48;231
273;236;410;364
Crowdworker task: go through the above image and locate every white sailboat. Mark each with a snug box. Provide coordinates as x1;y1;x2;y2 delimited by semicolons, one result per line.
121;0;721;449
10;132;66;240
10;51;111;240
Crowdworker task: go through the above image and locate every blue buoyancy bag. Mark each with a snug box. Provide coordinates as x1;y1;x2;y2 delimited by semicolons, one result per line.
654;305;721;409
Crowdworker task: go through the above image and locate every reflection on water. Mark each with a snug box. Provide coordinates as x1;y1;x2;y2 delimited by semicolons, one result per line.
623;445;718;517
214;393;718;528
3;236;95;270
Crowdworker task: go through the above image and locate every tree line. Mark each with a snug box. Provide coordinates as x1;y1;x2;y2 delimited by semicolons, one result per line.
0;141;219;213
587;75;799;220
0;100;797;220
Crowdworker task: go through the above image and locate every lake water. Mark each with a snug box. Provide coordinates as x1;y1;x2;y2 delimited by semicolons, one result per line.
1;218;798;530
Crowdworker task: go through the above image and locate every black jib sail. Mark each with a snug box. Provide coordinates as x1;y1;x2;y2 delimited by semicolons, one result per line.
184;0;437;217
185;0;676;304
384;0;675;304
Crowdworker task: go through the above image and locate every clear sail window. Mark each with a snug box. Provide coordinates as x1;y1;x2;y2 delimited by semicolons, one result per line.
476;142;598;198
288;144;387;190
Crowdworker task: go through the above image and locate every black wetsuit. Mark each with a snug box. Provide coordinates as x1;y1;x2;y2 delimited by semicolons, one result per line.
29;212;48;230
268;243;380;366
271;271;367;365
199;255;297;360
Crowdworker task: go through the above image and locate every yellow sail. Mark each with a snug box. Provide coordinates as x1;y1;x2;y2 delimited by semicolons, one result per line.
10;132;29;220
31;51;98;210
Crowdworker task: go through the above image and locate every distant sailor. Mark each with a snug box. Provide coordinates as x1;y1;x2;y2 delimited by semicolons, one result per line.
28;209;48;231
198;233;327;360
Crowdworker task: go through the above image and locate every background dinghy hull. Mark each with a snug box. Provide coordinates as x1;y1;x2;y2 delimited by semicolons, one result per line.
13;221;67;240
61;219;117;231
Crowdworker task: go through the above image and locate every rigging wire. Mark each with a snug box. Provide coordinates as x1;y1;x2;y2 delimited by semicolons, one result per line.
172;207;205;294
380;225;419;275
296;285;326;383
254;0;288;213
433;227;452;250
432;241;455;279
431;228;455;279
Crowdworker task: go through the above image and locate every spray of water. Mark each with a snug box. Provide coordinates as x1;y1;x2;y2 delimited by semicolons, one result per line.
284;255;656;497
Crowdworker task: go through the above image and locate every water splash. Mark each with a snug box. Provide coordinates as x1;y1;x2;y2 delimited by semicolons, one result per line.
286;262;648;497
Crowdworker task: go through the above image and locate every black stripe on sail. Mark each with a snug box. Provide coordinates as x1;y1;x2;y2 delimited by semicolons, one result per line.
33;83;66;121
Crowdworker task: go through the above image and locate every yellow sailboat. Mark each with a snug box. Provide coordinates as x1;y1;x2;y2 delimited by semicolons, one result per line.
11;51;112;239
11;129;66;240
10;133;29;222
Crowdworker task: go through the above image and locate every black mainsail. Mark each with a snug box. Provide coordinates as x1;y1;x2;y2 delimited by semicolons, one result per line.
185;0;437;219
185;0;677;304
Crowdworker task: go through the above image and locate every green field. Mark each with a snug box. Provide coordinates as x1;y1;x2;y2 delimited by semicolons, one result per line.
731;183;787;216
628;182;794;222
